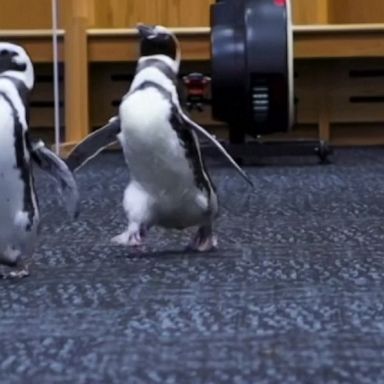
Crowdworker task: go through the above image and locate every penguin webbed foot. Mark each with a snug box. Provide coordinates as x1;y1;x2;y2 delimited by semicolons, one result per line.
1;263;30;280
111;232;142;247
111;224;146;247
187;224;218;252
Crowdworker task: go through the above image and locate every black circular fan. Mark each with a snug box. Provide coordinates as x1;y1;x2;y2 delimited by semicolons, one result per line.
210;0;294;142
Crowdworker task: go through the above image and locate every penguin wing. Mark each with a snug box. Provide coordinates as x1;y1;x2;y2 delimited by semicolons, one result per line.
65;116;121;172
30;139;80;219
179;111;254;187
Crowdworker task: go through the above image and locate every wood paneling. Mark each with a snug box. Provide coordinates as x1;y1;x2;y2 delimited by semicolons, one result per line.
0;32;63;63
87;0;215;28
1;0;383;30
3;1;384;148
1;0;325;29
294;25;384;59
0;0;52;29
88;29;210;62
64;0;90;143
290;0;384;25
24;63;64;142
87;25;384;64
88;57;384;146
330;0;384;24
295;59;384;124
0;0;214;30
0;0;71;29
292;0;329;25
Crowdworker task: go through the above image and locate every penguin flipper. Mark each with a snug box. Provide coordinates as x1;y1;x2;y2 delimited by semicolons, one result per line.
65;116;121;172
180;112;254;187
30;140;80;219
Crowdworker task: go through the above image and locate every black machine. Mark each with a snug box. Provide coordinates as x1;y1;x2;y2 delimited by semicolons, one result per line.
184;0;331;163
211;0;294;138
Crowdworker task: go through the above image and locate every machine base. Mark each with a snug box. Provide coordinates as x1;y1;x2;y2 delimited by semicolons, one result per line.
202;138;333;165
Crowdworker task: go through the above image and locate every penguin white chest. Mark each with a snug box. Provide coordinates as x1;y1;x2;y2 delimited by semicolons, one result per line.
118;88;211;227
0;98;25;216
0;97;37;254
119;89;195;186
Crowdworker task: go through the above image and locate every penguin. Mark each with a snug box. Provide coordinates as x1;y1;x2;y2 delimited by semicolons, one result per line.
66;24;252;251
0;42;79;279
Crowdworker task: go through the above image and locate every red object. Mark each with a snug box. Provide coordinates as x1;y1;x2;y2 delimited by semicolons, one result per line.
274;0;286;6
183;74;211;97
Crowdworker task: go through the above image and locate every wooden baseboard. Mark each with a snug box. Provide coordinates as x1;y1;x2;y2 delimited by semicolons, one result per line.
58;122;384;159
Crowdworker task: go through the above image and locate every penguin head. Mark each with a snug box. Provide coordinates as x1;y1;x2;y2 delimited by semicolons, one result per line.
0;43;34;90
137;23;180;71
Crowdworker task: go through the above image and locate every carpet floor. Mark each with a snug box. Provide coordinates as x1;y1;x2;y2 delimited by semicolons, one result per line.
1;148;384;384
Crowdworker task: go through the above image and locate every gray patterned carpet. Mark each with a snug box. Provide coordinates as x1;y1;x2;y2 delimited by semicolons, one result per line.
1;148;384;384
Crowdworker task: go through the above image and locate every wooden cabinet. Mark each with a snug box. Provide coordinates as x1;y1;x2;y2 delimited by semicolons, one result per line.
2;0;384;147
1;1;383;29
87;0;215;28
330;0;384;24
293;0;329;24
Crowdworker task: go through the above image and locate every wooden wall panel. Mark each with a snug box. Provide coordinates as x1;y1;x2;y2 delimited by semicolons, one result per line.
2;0;81;29
89;58;384;130
87;0;215;28
178;0;215;27
329;0;384;24
327;59;384;123
0;0;337;30
29;64;65;144
0;0;214;29
0;0;74;29
0;0;52;29
89;0;331;28
1;0;383;30
296;58;384;125
292;0;329;25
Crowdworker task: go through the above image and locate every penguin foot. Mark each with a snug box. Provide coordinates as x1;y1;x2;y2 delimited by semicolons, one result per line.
111;230;143;247
187;225;218;252
1;266;30;280
111;231;129;246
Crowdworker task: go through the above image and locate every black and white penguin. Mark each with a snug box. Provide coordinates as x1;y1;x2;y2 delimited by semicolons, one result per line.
0;42;79;278
66;24;252;251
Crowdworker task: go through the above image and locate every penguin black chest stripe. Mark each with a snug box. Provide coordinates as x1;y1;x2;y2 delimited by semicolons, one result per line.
135;59;177;85
0;90;35;231
169;105;215;196
135;59;187;102
1;76;30;124
0;76;28;105
129;80;215;195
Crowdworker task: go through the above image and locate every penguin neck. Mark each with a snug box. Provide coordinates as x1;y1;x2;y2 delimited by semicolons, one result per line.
138;55;179;75
1;68;34;91
0;74;30;106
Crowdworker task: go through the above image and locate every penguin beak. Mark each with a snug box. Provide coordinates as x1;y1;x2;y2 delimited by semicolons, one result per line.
137;23;157;39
